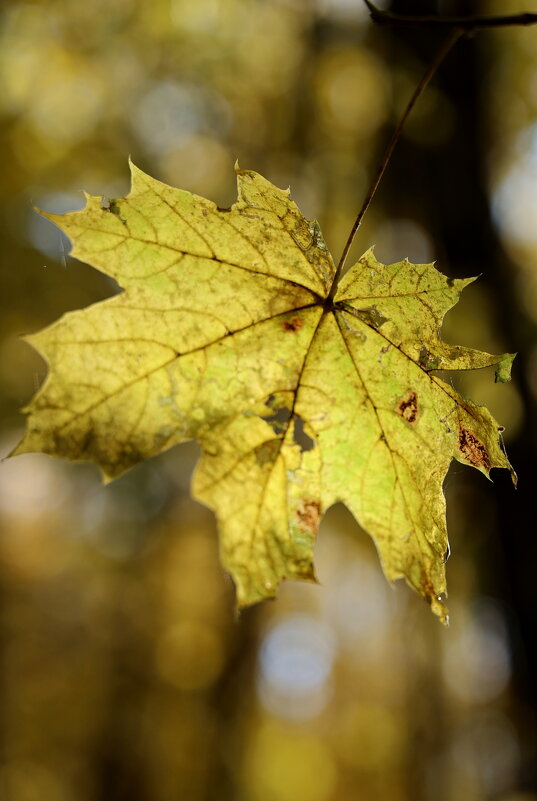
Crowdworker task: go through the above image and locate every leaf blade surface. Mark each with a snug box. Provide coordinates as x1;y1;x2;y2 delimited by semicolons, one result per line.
15;164;516;622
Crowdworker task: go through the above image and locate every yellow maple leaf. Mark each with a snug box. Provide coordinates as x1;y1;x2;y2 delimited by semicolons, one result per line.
14;163;516;622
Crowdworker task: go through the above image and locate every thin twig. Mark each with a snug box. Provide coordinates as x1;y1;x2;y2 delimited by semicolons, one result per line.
362;0;537;30
329;28;462;296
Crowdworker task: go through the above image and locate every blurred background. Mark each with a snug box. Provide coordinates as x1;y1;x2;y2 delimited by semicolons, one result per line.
1;0;536;799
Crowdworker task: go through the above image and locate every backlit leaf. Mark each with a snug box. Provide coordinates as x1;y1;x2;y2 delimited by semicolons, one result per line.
15;163;516;622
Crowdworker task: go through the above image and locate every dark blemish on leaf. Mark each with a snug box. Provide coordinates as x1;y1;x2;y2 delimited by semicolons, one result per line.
102;199;127;225
293;414;315;452
378;344;391;364
419;346;442;371
282;317;304;333
357;306;389;329
79;423;96;455
254;439;281;467
396;391;419;424
296;498;322;537
262;406;291;435
285;214;314;251
420;571;437;606
265;394;276;407
202;209;208;217
457;426;491;470
338;302;389;329
216;205;232;213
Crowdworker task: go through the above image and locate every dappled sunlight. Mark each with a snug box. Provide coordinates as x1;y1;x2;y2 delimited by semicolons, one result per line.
258;613;335;720
0;0;535;799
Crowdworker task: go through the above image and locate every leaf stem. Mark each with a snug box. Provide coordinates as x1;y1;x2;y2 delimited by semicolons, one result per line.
330;27;462;296
362;1;537;30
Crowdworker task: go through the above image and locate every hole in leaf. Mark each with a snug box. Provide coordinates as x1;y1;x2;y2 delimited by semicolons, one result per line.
293;414;315;452
262;406;292;435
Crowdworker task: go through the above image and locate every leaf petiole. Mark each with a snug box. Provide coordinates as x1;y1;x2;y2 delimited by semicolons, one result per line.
332;2;537;296
330;27;462;296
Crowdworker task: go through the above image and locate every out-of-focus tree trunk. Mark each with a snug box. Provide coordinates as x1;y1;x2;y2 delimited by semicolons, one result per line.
205;605;263;801
383;0;537;791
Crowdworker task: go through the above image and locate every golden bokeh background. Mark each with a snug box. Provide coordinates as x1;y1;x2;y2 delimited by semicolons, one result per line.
1;1;536;800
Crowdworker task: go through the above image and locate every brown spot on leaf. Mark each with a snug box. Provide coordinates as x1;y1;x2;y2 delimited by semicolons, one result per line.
296;498;322;537
282;317;304;333
254;439;281;467
457;427;491;470
420;571;436;604
396;391;419;424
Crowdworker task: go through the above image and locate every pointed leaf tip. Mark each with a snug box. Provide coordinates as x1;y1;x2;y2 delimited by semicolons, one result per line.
495;352;516;383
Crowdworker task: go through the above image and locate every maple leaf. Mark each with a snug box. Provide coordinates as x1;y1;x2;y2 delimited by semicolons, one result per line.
14;163;516;623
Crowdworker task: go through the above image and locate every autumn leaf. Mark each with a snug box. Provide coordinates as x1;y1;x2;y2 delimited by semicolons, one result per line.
14;163;516;623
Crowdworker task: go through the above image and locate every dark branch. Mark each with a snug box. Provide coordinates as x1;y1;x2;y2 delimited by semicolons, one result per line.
362;0;537;30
